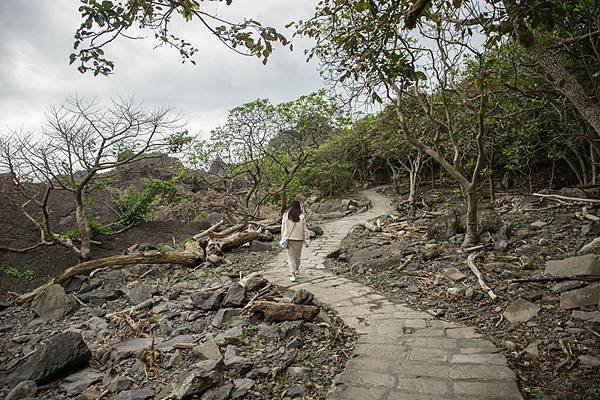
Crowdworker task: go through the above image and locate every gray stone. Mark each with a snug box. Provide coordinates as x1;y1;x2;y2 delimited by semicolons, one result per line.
33;284;67;320
406;285;419;293
578;355;600;367
63;275;87;294
503;298;541;323
6;381;36;400
427;212;462;240
193;339;223;361
8;331;92;386
545;254;600;277
552;280;586;293
258;323;280;339
114;389;154;400
222;284;246;307
279;321;303;340
560;283;600;309
530;220;548;229
59;369;103;396
464;287;474;299
504;341;517;351
201;382;234;400
442;268;466;281
447;287;464;296
287;366;311;380
111;337;163;361
232;378;255;399
245;276;268;292
581;222;600;236
78;288;123;304
207;254;224;265
287;384;305;398
157;335;195;351
126;284;153;305
579;237;600;255
164;360;223;399
224;355;253;374
166;350;182;368
524;341;539;358
249;241;271;252
571;310;600;323
391;281;409;288
191;289;225;311
109;376;132;393
82;316;108;333
212;308;242;328
215;326;244;342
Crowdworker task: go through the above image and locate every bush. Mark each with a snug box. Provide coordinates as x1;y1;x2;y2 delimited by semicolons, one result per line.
116;177;179;224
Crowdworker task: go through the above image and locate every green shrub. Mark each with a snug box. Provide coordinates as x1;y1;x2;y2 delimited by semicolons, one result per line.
4;267;35;280
116;177;179;224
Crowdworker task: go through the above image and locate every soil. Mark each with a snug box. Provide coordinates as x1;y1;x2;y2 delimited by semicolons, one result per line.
326;185;600;400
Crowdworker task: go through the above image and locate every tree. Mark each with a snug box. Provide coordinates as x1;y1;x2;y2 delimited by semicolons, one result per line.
70;0;290;75
0;96;179;261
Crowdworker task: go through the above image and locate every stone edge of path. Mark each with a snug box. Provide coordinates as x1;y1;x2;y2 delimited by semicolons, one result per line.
263;190;523;400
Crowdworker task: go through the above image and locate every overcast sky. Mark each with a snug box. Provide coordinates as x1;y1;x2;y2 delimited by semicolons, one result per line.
0;0;323;137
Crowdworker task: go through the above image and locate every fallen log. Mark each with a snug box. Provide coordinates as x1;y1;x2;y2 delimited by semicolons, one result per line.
467;253;497;301
575;207;600;222
193;219;224;240
208;223;247;239
247;301;319;322
533;193;600;205
217;230;260;251
250;218;278;228
510;275;600;284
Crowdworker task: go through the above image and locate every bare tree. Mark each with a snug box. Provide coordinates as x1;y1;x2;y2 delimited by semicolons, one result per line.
0;96;179;261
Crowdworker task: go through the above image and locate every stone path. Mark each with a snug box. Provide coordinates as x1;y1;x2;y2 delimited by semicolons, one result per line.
263;190;523;400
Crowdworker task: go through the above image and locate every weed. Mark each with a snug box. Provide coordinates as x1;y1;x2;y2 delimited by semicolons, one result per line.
531;388;544;399
43;274;54;283
198;267;215;278
4;267;35;280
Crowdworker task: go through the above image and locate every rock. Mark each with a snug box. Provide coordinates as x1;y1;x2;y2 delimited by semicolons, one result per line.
232;378;255;399
215;326;244;342
279;321;303;340
207;254;224;265
442;267;466;281
578;355;600;367
545;254;600;277
33;284;67;320
308;225;323;236
530;220;548;229
287;366;311;381
560;283;600;309
551;281;586;293
287;384;305;398
579;237;600;255
78;289;123;304
59;369;103;396
245;276;268;292
447;287;463;296
224;355;253;375
208;212;224;225
524;341;539;358
422;245;442;261
391;281;409;288
157;335;195;351
201;382;234;400
222;284;246;307
478;210;503;234
464;287;474;299
250;241;272;252
126;284;153;305
427;212;462;240
433;275;445;286
349;242;406;271
406;285;419;293
338;253;350;262
167;350;182;368
6;381;36;400
114;389;155;400
109;377;132;393
503;298;541;324
212;308;242;328
494;240;509;252
504;341;517;351
581;222;600;236
0;301;12;311
193;339;223;361
8;331;92;386
111;337;162;361
191;289;225;311
292;289;314;305
164;360;223;399
82;316;108;333
63;276;87;294
571;310;600;323
258;323;280;339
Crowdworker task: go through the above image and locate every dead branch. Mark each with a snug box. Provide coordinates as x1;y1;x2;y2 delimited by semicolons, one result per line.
510;275;600;283
533;193;600;204
217;230;260;252
105;298;155;319
467;252;497;300
208;223;247;239
192;219;224;240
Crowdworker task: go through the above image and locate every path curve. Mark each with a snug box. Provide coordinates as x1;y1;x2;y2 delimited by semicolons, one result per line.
264;190;522;400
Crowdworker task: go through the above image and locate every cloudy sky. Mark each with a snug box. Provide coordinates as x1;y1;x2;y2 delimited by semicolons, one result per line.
0;0;323;137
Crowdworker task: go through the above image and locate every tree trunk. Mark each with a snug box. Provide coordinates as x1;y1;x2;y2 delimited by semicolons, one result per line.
463;184;479;247
75;192;91;262
503;0;600;136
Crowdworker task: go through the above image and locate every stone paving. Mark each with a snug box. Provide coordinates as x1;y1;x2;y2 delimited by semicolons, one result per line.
263;190;523;400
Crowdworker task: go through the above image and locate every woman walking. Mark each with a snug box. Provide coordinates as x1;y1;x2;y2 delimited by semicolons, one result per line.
281;200;310;282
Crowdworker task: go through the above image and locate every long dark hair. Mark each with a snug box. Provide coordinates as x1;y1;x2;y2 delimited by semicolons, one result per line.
287;200;302;222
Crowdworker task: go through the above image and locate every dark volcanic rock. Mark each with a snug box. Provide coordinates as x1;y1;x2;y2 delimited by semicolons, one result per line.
427;211;462;240
8;331;92;386
222;283;246;307
191;289;226;311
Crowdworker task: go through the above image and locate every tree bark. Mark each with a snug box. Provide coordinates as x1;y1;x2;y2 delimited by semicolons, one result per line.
503;0;600;136
463;185;479;246
74;191;91;262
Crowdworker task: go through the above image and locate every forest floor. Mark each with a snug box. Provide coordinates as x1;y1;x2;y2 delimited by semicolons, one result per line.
325;185;600;400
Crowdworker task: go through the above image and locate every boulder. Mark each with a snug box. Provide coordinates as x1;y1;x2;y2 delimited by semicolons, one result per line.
193;339;223;361
560;283;600;309
551;281;586;293
502;298;541;324
212;308;242;328
163;360;223;399
222;284;246;307
63;275;87;294
427;212;462;240
6;381;36;400
59;369;103;396
545;254;600;277
349;242;406;271
191;289;225;311
201;382;234;400
579;237;600;255
8;331;92;386
308;225;323;236
33;284;67;320
126;284;153;305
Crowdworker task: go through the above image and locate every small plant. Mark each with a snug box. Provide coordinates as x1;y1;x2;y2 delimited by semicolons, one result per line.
4;267;35;280
198;267;215;278
43;274;54;283
531;388;544;399
151;314;161;323
244;325;258;338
